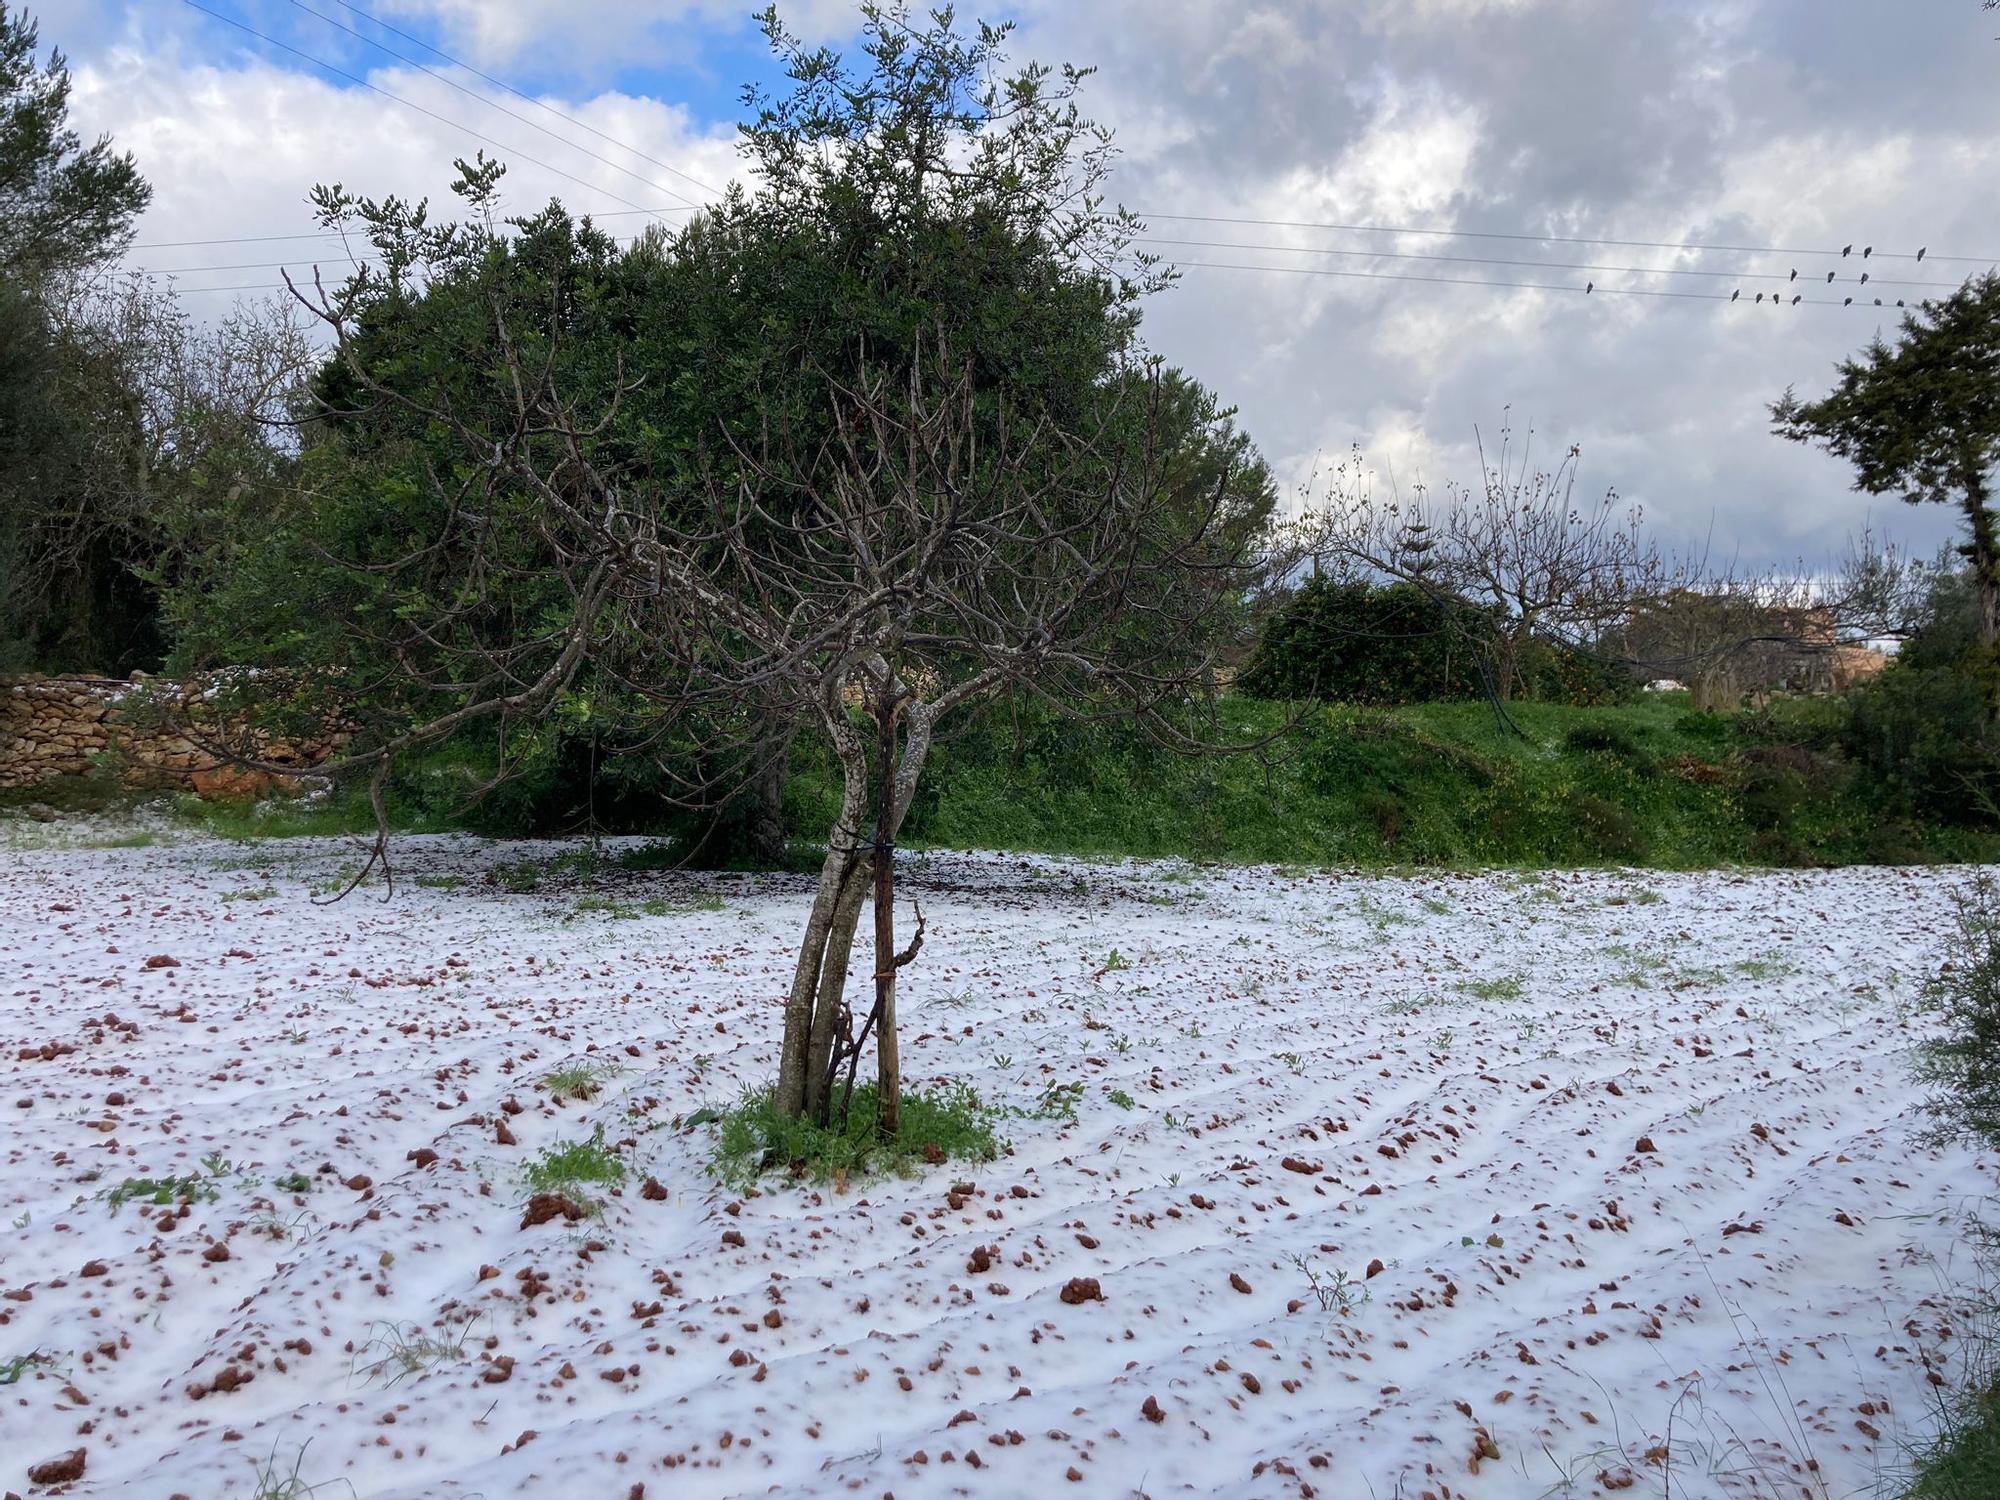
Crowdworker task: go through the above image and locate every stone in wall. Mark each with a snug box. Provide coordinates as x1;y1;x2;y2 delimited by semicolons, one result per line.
0;674;348;799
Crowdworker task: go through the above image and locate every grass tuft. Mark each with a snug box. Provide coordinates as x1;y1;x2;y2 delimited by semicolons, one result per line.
353;1318;477;1387
106;1172;220;1212
706;1083;1001;1191
541;1061;611;1101
1905;1367;2000;1499
522;1131;626;1202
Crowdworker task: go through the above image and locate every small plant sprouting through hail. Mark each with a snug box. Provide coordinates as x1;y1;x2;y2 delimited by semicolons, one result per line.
1;1349;56;1384
353;1315;478;1387
542;1061;612;1102
1289;1254;1369;1315
250;1438;353;1500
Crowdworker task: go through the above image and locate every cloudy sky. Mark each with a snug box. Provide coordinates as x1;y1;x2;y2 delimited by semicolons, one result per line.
33;0;2000;563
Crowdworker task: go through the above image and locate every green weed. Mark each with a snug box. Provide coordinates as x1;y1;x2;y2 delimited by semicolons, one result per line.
543;1061;612;1101
106;1172;220;1212
706;1083;1001;1190
522;1131;626;1204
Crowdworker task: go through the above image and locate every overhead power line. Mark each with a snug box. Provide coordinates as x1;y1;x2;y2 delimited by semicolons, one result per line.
281;0;704;211
181;0;663;220
1132;211;1998;268
130;204;696;252
131;208;1998;282
1168;256;1919;309
151;257;1924;314
1133;235;1968;291
323;0;721;199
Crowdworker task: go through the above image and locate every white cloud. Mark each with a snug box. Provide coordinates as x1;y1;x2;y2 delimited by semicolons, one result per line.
66;33;740;297
33;0;2000;568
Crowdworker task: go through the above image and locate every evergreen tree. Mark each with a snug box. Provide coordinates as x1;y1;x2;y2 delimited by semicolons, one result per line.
1771;273;2000;710
0;3;149;281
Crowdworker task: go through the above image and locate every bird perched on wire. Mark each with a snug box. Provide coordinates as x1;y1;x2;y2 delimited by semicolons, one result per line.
1843;244;1854;257
1844;296;1854;306
1586;281;1593;294
1917;247;1927;262
1859;272;1870;285
1790;269;1798;282
1731;289;1740;302
1826;271;1835;283
1863;246;1873;258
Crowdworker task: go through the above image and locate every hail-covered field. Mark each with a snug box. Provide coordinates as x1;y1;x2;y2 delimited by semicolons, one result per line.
0;827;1989;1499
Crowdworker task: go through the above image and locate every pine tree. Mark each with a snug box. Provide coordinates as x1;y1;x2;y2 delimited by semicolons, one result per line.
0;4;149;282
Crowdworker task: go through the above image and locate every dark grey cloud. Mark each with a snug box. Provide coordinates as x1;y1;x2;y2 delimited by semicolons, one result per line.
1006;0;1998;564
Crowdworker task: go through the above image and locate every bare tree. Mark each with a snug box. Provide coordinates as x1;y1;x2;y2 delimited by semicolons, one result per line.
1603;536;1934;710
263;295;1275;1130
1301;418;1658;700
1299;418;1933;713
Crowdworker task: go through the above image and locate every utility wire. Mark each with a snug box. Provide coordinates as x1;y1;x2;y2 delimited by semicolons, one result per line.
323;0;721;198
282;0;703;210
131;204;696;251
1132;211;1997;267
146;237;1951;292
181;1;659;219
130;208;2000;279
1168;256;1916;308
155;258;1922;311
1133;235;1968;291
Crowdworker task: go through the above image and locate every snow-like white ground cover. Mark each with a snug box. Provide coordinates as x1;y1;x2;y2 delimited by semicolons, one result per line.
0;830;1991;1499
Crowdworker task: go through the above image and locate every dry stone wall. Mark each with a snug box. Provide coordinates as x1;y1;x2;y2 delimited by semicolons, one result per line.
0;675;345;798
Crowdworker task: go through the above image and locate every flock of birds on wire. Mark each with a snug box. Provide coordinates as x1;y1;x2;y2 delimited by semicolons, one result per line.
1588;245;1924;306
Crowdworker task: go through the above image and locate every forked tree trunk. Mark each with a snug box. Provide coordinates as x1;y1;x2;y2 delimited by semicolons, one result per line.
802;870;869;1119
774;691;940;1131
773;724;870;1118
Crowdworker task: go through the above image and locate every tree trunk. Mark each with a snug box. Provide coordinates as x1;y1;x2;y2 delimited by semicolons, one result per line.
873;695;901;1137
745;722;795;868
773;724;870;1118
1963;479;2000;718
802;869;868;1121
776;691;940;1129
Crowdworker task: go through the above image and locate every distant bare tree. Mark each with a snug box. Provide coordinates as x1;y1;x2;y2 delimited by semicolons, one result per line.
1303;417;1658;699
1301;417;1934;712
1604;536;1933;710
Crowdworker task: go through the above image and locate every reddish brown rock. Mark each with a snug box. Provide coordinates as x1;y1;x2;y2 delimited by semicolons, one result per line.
521;1194;589;1229
26;1449;86;1485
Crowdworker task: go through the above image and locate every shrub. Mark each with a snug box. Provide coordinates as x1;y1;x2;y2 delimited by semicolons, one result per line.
1844;666;1999;827
1913;879;2000;1155
1239;579;1499;703
1571;793;1650;862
